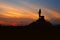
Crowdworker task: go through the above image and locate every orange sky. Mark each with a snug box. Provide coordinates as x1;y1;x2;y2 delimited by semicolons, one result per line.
0;4;39;26
0;3;60;26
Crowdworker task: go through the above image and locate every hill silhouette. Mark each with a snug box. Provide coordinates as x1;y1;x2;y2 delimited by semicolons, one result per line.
0;9;60;32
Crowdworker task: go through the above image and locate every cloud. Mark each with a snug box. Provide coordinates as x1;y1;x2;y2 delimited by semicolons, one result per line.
0;1;60;25
42;8;60;24
0;3;39;26
18;1;42;13
0;4;38;19
47;9;60;19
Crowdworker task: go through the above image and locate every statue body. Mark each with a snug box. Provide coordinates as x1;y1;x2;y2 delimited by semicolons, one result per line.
39;9;41;18
38;9;44;20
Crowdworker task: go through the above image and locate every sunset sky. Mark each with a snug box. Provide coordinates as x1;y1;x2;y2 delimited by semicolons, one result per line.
0;0;60;26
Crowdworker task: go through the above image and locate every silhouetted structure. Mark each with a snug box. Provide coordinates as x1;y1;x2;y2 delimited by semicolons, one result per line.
26;9;53;31
0;9;60;32
39;9;41;18
38;9;45;24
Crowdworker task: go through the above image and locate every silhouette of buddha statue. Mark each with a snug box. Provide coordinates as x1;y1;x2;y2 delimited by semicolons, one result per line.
38;9;44;20
39;9;41;18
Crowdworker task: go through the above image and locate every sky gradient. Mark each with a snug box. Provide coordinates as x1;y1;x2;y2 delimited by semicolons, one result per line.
0;0;60;26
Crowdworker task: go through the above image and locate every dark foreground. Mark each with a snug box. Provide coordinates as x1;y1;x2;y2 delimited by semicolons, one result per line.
0;25;60;32
0;25;60;38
